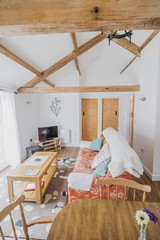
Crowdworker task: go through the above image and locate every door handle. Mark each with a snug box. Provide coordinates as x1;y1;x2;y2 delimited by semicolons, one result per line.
115;111;117;115
83;112;85;116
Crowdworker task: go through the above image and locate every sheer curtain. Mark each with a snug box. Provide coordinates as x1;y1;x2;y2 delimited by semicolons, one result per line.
0;91;21;168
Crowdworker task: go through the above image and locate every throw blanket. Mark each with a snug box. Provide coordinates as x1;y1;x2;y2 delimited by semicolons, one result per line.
103;128;144;178
68;173;94;191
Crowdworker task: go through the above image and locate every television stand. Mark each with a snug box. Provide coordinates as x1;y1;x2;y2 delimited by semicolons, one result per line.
35;137;61;152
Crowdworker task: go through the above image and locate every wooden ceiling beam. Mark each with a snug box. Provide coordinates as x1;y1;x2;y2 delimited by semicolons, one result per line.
70;32;81;75
0;43;55;87
120;30;159;74
0;44;41;76
104;32;141;57
23;52;75;87
1;0;160;36
77;33;107;56
22;31;141;88
22;33;108;88
42;79;55;87
17;85;140;93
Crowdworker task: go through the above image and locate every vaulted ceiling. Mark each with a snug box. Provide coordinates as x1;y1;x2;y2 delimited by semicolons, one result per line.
0;31;158;92
0;0;160;93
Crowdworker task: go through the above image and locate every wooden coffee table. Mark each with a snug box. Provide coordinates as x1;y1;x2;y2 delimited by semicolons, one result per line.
7;151;57;204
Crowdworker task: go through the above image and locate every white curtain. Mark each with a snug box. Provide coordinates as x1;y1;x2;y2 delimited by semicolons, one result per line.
0;91;21;168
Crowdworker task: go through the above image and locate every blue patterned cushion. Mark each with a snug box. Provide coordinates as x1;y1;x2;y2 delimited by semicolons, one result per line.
92;158;111;177
90;138;104;151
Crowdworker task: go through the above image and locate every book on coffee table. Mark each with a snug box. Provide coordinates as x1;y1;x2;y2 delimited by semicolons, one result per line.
24;181;44;191
24;170;40;176
24;156;48;166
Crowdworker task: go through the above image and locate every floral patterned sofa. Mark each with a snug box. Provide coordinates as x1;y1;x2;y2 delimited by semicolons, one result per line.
68;134;132;203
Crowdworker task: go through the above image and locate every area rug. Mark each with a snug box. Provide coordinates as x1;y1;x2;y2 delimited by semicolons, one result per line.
0;157;75;240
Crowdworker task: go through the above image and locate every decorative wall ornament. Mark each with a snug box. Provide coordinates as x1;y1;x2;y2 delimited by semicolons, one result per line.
50;97;61;117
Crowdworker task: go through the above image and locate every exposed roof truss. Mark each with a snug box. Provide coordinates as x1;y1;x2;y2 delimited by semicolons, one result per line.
0;31;158;93
17;32;141;91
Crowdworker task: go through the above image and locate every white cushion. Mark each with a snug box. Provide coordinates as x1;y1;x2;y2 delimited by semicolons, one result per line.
80;141;92;149
91;143;111;169
103;128;144;178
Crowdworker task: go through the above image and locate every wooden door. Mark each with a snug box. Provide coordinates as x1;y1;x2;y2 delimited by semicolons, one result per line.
82;99;98;141
102;98;119;131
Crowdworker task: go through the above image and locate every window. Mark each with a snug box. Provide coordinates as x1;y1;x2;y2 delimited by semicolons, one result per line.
0;95;8;170
0;91;21;170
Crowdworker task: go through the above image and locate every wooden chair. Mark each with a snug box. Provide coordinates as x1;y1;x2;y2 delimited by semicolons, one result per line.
0;195;54;240
97;178;151;202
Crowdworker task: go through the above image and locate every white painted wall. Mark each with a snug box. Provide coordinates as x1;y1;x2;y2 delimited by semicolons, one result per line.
124;33;160;180
153;45;160;180
37;93;80;147
15;93;38;160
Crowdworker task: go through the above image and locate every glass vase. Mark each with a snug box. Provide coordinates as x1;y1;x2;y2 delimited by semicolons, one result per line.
138;229;147;240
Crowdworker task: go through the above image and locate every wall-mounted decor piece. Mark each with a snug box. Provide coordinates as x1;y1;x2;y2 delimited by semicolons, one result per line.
50;97;61;117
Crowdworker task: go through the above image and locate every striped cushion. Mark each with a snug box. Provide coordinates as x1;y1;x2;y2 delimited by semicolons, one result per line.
91;143;111;169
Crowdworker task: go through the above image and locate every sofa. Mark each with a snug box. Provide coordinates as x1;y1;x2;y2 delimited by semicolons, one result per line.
69;131;141;203
68;128;144;203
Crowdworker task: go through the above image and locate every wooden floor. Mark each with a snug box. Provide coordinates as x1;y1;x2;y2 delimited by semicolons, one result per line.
1;147;160;202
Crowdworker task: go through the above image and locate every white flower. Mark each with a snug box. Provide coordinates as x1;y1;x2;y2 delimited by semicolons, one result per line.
135;210;150;225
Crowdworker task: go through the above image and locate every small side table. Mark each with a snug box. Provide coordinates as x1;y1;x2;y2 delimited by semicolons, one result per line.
26;145;44;158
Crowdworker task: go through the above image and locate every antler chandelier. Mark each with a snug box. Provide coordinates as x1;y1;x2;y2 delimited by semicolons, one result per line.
103;30;133;46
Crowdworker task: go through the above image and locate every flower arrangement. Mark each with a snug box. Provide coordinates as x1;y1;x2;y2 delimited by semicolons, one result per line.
135;209;158;240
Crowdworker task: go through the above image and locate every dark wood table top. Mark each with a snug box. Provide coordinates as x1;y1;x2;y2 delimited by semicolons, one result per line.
47;199;160;240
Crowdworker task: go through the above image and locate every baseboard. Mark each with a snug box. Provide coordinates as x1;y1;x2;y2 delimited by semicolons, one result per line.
151;174;160;181
142;164;152;180
142;164;160;181
62;143;79;147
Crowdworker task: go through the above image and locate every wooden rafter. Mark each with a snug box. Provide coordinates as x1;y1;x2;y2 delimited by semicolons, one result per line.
22;33;108;88
120;30;159;74
70;32;81;75
18;85;140;93
22;32;141;88
1;0;160;36
23;52;75;87
0;44;55;87
42;79;55;87
104;32;141;57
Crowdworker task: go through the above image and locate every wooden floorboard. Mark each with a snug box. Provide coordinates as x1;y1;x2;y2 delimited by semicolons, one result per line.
0;147;160;202
57;146;79;159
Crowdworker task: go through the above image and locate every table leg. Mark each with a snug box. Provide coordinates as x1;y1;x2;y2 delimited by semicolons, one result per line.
35;178;42;205
53;157;58;172
7;177;14;203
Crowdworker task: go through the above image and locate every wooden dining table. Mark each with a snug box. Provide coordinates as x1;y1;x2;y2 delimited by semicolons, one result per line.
47;199;160;240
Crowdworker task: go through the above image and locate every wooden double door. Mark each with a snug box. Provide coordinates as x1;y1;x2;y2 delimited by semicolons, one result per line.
82;98;119;141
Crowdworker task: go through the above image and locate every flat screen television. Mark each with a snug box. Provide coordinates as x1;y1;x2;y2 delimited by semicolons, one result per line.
38;126;58;141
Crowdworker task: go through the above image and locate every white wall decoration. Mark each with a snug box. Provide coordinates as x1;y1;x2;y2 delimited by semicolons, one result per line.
50;97;61;117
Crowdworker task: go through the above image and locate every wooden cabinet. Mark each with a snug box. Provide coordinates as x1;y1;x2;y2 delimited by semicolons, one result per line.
35;138;61;152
